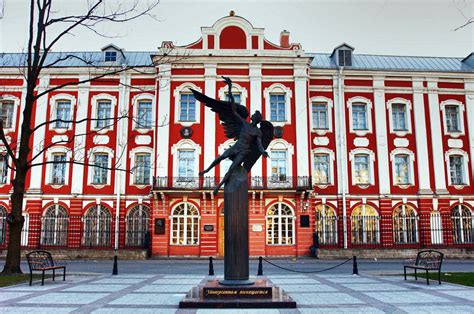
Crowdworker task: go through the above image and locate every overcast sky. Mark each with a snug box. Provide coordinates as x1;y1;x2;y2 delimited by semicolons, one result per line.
1;0;473;57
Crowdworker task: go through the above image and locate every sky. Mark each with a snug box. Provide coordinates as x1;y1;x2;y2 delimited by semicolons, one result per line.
0;0;473;58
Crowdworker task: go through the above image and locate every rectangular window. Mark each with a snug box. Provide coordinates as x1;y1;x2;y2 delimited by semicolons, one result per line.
354;155;370;184
394;155;409;185
51;153;66;185
270;94;286;122
226;92;241;105
0;102;14;129
392;103;407;131
93;153;108;185
271;150;287;181
104;51;117;62
312;102;328;129
352;103;367;130
338;49;352;66
178;150;195;179
0;155;8;184
55;100;71;129
446;105;460;132
179;93;196;122
96;100;112;129
135;154;151;185
449;155;464;185
314;154;330;184
137;101;152;129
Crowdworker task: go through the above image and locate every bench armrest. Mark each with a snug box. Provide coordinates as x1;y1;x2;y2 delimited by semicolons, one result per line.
403;259;416;266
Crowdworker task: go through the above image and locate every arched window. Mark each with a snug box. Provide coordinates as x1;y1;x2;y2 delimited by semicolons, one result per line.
393;205;418;244
266;203;295;245
82;205;112;247
315;205;337;245
351;205;379;244
41;204;68;246
0;205;7;245
451;205;473;244
430;211;443;244
170;203;200;245
126;205;150;246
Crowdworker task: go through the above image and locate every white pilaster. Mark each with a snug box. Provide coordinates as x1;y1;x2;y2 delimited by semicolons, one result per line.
115;73;130;195
294;64;309;178
204;64;217;177
464;79;474;179
28;75;50;193
333;73;348;194
155;64;172;177
427;79;447;193
373;77;390;194
249;64;263;177
71;76;90;194
412;78;432;193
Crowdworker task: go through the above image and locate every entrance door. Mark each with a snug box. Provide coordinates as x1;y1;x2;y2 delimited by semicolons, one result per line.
218;216;224;256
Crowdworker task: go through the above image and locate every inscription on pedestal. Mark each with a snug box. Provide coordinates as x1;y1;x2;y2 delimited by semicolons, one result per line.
203;287;272;299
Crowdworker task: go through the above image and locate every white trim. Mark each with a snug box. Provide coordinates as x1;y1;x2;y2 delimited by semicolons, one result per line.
218;83;248;107
309;96;333;135
347;96;373;136
267;139;294;188
265;202;296;246
129;146;153;187
173;83;202;126
169;202;201;245
264;83;293;127
45;146;73;187
87;146;114;187
0;94;20;133
445;149;470;186
131;93;155;133
389;148;416;187
311;147;335;187
440;99;465;137
90;93;117;133
386;97;412;136
171;139;202;183
49;93;77;133
349;148;375;186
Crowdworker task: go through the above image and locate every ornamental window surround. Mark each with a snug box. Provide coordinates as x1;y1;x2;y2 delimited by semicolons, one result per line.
49;94;76;133
90;94;117;132
312;148;335;186
170;202;200;245
393;204;418;244
310;96;333;134
349;148;375;186
266;202;295;245
126;204;150;246
174;83;202;126
87;147;114;186
440;100;465;137
347;97;373;135
390;148;415;187
218;83;247;107
387;98;412;135
267;139;294;188
40;204;69;246
445;149;469;186
264;84;292;127
315;204;338;245
45;147;72;187
171;139;201;188
133;152;152;186
132;93;155;131
0;95;20;132
82;204;112;247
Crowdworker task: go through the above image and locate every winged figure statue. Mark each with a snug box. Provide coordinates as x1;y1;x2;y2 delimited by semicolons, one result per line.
190;76;274;195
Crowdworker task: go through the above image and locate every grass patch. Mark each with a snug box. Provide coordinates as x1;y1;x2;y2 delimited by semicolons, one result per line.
0;274;45;287
409;272;474;287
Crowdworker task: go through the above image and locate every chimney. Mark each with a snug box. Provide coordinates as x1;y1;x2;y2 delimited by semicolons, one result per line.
280;30;290;48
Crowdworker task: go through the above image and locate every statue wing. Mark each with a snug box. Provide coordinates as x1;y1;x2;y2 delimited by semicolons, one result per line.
190;88;249;139
243;120;274;172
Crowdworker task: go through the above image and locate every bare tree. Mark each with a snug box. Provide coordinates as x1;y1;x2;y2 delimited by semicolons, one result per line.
454;0;473;30
0;0;179;275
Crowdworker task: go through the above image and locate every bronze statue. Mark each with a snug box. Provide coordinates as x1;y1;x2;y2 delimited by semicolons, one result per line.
190;76;274;194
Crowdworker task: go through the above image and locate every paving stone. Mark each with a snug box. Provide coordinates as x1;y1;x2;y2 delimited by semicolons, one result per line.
162;275;208;279
439;290;474;301
19;292;109;304
364;291;451;304
0;292;32;302
135;284;194;293
0;306;77;313
342;283;408;291
290;292;365;305
4;284;68;291
63;284;130;292
151;278;202;285
92;278;147;284
92;308;177;314
269;278;321;285
197;310;280;314
298;307;385;314
278;284;337;292
109;293;185;305
397;305;474;313
325;276;378;283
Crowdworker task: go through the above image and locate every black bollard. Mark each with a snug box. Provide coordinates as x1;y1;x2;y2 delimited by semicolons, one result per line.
257;256;263;276
352;256;358;275
112;255;118;275
209;257;215;276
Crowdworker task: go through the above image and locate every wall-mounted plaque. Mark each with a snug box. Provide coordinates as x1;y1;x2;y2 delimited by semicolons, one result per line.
180;126;193;139
252;224;263;232
300;215;310;228
203;224;214;232
154;218;165;235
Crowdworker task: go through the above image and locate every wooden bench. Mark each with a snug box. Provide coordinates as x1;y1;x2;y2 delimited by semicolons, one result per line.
403;250;444;285
26;250;66;286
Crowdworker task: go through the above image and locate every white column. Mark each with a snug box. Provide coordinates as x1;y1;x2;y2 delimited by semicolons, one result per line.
115;73;130;195
333;74;348;194
427;79;447;193
155;64;171;178
464;79;474;178
28;75;50;193
71;77;90;194
203;63;217;177
294;64;309;178
249;64;263;177
412;78;432;193
373;77;390;195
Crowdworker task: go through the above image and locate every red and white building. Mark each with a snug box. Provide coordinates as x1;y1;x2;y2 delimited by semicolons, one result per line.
0;14;473;257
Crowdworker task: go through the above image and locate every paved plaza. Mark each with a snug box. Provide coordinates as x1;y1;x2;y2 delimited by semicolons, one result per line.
0;271;473;313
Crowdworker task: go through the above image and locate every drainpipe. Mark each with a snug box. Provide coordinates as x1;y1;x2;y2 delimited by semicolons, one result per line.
115;170;121;250
337;66;348;249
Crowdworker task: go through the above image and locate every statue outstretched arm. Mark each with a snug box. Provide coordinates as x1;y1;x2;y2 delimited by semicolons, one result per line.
222;76;235;104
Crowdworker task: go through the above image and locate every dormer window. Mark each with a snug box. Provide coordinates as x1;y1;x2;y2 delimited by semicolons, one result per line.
105;51;117;62
338;49;352;66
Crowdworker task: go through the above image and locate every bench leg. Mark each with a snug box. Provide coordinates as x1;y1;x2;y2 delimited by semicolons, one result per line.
404;267;407;280
438;269;441;285
53;269;55;281
29;270;33;286
41;270;45;286
63;268;66;281
426;270;429;285
414;269;417;280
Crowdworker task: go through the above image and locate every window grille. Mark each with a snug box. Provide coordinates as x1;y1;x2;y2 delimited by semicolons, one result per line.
266;203;295;245
0;206;7;245
430;211;443;244
126;205;150;246
82;205;112;247
351;205;379;244
40;204;68;246
451;205;473;244
393;205;418;244
170;203;199;245
104;51;117;62
315;205;338;245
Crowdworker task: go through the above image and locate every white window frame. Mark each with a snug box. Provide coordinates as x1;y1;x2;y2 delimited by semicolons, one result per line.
171;139;201;187
0;94;20;133
387;97;412;136
264;83;293;127
390;148;416;187
90;93;117;133
129;146;153;187
45;146;72;187
218;139;236;178
218;83;248;107
445;149;470;187
87;146;114;187
311;148;335;186
349;148;375;186
174;83;202;126
169;202;201;245
265;202;296;245
310;96;333;135
132;93;155;133
347;96;373;135
440;100;465;137
49;93;76;133
0;147;12;186
267;139;294;188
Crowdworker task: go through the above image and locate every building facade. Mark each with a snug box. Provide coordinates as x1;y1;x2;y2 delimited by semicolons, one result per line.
0;14;473;257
